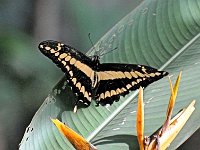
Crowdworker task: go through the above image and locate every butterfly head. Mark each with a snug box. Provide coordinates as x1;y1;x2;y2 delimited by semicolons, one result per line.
91;55;100;66
38;40;64;58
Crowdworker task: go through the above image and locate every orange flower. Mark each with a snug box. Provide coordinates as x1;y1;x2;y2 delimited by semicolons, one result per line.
51;119;97;150
136;72;196;150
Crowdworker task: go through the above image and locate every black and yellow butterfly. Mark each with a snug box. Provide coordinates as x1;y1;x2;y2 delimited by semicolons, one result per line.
39;40;168;112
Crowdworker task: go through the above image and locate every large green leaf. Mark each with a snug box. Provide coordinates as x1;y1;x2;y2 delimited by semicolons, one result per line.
20;0;200;149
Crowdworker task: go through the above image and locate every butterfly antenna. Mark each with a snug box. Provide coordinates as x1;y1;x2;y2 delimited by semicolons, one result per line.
88;33;118;57
99;47;118;57
88;33;95;49
88;33;99;57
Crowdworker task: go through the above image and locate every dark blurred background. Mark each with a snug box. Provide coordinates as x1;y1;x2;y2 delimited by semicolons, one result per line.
0;0;198;149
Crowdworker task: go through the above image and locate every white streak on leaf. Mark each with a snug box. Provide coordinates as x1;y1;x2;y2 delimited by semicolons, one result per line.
112;128;120;131
130;111;136;114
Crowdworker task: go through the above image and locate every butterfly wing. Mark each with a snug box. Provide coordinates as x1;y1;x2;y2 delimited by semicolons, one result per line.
38;40;94;109
39;40;169;110
95;63;168;106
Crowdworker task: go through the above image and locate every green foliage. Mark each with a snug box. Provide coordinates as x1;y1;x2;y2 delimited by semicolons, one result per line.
20;0;200;149
0;1;143;149
0;29;62;149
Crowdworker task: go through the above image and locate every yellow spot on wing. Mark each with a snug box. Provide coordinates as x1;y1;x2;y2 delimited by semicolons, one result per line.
142;66;146;72
100;93;104;99
116;88;121;94
126;84;132;89
124;72;132;79
84;91;89;99
65;56;71;61
135;71;145;77
118;72;126;78
58;47;61;51
105;91;110;98
137;79;142;83
121;87;127;92
74;61;84;69
111;90;116;96
66;66;70;71
59;53;68;59
132;81;137;86
88;97;92;101
155;72;161;76
57;45;62;51
130;72;138;78
45;46;51;50
69;71;73;76
76;82;81;89
149;73;155;77
74;61;94;82
62;61;66;66
72;78;77;84
98;72;113;80
70;58;76;65
55;52;60;56
114;71;123;79
50;49;57;53
106;71;116;79
80;86;85;94
97;71;126;80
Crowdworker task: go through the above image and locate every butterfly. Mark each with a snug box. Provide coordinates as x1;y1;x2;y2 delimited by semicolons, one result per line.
39;40;168;112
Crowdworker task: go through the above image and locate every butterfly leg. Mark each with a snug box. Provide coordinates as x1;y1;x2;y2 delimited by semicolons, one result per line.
73;97;83;113
73;96;91;113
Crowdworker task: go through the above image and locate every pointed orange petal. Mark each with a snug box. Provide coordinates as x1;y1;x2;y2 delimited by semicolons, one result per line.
51;119;97;150
161;76;175;135
166;71;182;117
136;87;144;150
159;100;196;149
162;72;182;135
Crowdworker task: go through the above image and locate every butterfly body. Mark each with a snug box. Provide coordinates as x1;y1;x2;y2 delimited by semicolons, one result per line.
39;40;168;111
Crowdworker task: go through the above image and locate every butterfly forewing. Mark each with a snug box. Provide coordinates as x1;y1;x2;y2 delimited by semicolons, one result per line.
95;63;168;105
38;41;94;107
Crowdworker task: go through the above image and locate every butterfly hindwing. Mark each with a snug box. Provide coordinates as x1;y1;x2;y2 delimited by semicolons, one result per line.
65;63;93;107
95;63;168;105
